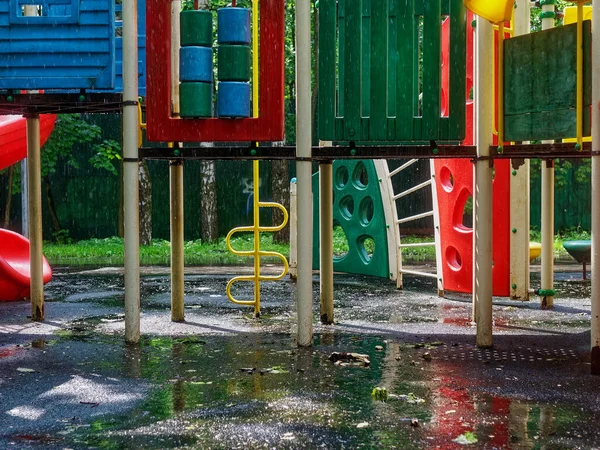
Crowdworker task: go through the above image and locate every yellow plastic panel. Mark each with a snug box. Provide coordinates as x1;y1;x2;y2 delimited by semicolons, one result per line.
564;5;592;25
463;0;513;24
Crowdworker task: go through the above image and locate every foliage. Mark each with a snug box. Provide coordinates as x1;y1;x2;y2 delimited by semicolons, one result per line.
10;114;121;193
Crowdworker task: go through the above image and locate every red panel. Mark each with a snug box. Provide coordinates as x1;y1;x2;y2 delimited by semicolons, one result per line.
0;115;56;171
434;12;510;296
146;0;285;142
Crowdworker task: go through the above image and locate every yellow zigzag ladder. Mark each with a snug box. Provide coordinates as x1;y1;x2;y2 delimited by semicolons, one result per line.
225;0;289;317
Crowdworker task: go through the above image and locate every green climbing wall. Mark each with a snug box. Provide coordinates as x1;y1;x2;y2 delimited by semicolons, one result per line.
318;0;467;143
504;21;592;142
312;160;390;278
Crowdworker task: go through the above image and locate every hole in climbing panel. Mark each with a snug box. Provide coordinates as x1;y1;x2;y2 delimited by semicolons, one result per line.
333;222;349;261
462;195;473;228
339;196;354;220
453;188;473;232
336;165;349;189
359;196;374;226
439;166;454;192
446;246;462;271
358;235;375;264
352;162;369;189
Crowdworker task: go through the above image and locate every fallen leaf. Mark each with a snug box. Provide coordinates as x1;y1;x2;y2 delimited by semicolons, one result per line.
16;368;35;373
356;422;369;429
453;431;478;445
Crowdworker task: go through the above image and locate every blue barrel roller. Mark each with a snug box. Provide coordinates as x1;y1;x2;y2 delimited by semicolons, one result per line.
180;46;213;82
217;82;251;118
217;8;251;44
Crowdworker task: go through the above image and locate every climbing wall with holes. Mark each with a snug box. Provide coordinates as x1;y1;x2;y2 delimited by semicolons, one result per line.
318;0;467;143
312;160;390;278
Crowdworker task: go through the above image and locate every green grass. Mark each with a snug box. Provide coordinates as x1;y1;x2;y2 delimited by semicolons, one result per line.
44;234;290;267
43;227;588;267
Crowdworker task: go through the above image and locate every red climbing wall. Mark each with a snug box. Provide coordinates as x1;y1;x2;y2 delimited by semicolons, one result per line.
435;15;510;296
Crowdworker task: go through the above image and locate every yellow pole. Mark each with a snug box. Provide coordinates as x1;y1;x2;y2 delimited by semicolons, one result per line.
252;0;261;317
497;23;505;151
576;0;584;149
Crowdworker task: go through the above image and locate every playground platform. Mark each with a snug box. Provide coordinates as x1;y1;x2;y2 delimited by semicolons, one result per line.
0;266;598;448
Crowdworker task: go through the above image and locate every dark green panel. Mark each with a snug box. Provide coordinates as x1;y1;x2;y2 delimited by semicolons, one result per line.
448;0;466;140
318;0;466;143
504;21;591;141
421;0;441;140
504;108;591;143
369;0;388;140
395;0;415;140
344;0;363;140
318;0;336;139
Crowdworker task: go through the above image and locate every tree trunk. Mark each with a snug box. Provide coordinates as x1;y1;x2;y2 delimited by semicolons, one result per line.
272;159;290;243
44;175;62;232
3;165;14;228
139;160;152;245
200;160;219;242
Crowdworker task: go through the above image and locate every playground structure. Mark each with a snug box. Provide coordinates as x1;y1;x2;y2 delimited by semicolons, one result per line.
2;0;600;376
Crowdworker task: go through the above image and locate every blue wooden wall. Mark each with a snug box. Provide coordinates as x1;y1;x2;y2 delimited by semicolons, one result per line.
0;0;146;94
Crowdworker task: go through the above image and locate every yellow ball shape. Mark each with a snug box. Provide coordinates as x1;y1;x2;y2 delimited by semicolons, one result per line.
463;0;513;24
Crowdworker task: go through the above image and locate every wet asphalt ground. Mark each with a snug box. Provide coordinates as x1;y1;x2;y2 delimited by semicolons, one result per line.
1;264;599;449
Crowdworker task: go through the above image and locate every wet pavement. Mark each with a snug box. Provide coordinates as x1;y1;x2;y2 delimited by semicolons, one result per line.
1;264;599;449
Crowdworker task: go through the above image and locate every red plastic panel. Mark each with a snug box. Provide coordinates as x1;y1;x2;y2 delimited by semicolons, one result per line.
146;0;285;142
0;114;56;171
434;13;510;296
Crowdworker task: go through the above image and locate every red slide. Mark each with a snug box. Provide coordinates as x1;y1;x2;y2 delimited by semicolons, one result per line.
0;114;56;301
0;114;56;171
0;229;53;301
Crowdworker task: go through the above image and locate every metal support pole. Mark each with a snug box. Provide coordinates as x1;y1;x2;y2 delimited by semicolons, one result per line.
123;0;140;343
590;1;600;375
319;162;334;324
26;116;43;321
295;0;313;346
474;16;494;348
170;161;185;321
510;0;531;301
170;0;185;322
540;2;555;309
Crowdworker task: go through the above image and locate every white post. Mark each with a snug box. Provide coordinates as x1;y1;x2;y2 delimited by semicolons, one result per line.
27;116;44;321
510;0;531;301
540;1;555;309
170;0;185;322
20;5;37;240
590;2;600;375
295;0;313;346
123;0;140;343
319;161;334;324
474;16;494;348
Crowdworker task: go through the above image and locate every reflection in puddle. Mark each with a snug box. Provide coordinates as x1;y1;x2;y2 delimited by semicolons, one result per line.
42;335;594;449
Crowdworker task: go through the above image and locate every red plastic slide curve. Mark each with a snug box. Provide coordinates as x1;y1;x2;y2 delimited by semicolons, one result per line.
0;114;57;171
0;228;52;301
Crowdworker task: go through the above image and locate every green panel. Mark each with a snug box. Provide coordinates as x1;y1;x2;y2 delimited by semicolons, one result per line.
448;0;466;140
504;21;591;142
344;0;363;140
369;0;388;140
318;0;336;138
311;160;390;278
318;0;466;143
395;0;415;140
421;0;441;140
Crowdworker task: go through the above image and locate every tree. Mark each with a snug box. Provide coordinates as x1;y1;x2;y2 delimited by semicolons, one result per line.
5;114;121;240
